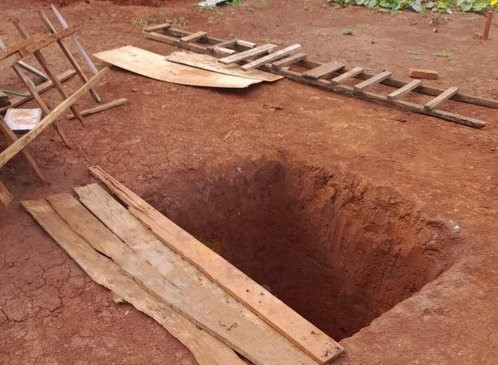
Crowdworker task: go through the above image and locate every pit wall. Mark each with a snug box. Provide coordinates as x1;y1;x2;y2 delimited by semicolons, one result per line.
144;155;462;340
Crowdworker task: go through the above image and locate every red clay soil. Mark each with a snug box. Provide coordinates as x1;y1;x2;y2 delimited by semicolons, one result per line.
1;0;498;364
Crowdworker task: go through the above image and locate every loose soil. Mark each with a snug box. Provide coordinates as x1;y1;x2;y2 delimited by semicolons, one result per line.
1;1;498;364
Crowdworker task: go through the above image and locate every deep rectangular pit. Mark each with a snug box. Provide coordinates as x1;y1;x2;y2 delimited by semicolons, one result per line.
144;155;460;340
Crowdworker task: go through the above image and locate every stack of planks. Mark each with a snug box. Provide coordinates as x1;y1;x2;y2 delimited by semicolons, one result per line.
23;166;344;365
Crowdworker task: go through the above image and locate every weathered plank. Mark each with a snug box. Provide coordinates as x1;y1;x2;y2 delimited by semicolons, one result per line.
354;71;392;91
303;62;344;80
180;31;208;43
22;198;247;365
387;79;422;100
219;44;278;64
94;46;261;88
272;52;307;68
424;87;459;110
331;67;364;85
67;187;320;365
66;98;128;120
242;44;302;70
0;68;108;169
143;23;171;33
88;166;345;364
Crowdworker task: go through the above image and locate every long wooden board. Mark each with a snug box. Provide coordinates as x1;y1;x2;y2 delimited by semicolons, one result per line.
241;44;302;70
0;68;108;169
60;188;319;365
165;51;283;82
94;46;262;88
22;199;247;365
88;166;345;364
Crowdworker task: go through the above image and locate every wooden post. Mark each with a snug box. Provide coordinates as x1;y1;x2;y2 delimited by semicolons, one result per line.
482;9;493;40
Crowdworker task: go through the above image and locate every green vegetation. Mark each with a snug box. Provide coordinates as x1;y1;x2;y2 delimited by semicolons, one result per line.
433;50;453;58
327;0;497;13
342;28;354;35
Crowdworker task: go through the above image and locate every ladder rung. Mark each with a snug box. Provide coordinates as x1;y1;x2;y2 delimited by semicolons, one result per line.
210;39;237;49
143;23;171;33
424;87;459;110
219;44;277;64
387;79;422;100
180;31;208;43
354;71;392;91
331;67;364;85
242;44;302;70
303;62;344;80
272;52;307;68
236;40;256;48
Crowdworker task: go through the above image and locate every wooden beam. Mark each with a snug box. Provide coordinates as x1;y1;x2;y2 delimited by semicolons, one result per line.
387;79;422;100
425;87;459;110
0;68;108;170
144;31;209;54
180;31;208;43
66;98;128;120
88;166;345;364
272;52;307;68
143;23;171;33
331;66;364;85
303;62;344;79
219;44;278;65
242;44;302;70
354;71;392;91
0;181;13;208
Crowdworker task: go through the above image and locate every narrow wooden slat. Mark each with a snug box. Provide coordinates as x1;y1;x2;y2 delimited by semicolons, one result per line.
242;44;302;70
236;40;256;48
210;39;237;48
354;71;392;91
271;52;307;68
219;44;277;65
0;115;45;181
144;31;208;54
88;167;345;364
0;68;108;169
303;62;344;80
331;66;364;85
0;70;76;113
22;198;247;365
69;187;319;365
209;46;236;56
143;23;171;33
0;181;13;207
425;87;459;110
180;31;208;43
387;79;422;100
66;98;128;120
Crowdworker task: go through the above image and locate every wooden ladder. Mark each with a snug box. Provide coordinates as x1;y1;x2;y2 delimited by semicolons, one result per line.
143;25;498;129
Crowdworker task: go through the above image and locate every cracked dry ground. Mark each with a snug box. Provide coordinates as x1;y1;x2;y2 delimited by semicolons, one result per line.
1;0;498;364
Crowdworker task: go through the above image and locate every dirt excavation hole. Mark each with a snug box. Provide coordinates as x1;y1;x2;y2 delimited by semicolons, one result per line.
145;155;461;341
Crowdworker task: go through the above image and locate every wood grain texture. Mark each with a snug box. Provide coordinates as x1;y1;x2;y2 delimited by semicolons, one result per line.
71;184;319;365
166;51;282;82
94;46;261;88
22;198;247;365
88;166;345;364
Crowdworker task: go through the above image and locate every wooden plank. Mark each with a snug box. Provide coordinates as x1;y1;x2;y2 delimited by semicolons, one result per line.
63;188;320;365
144;32;209;54
0;53;21;73
166;51;283;82
209;46;236;57
0;181;13;207
408;68;438;80
331;66;364;85
0;70;76;113
272;52;307;68
66;98;127;119
180;31;208;43
22;198;247;365
242;44;302;70
0;115;45;181
219;44;278;65
424;87;459;110
354;71;392;91
88;167;345;364
0;68;108;170
94;46;261;88
209;39;237;49
303;62;344;79
143;23;171;33
387;79;422;100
